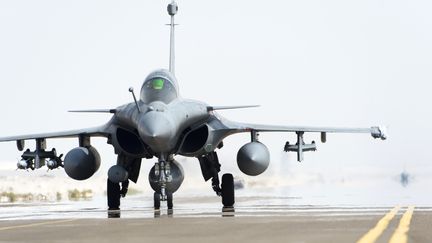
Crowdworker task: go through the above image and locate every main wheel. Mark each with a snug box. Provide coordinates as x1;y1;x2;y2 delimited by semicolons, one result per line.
107;179;121;210
221;173;235;207
167;192;173;209
154;192;161;210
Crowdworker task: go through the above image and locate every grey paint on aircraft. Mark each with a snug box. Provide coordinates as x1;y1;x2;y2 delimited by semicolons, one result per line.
0;1;386;207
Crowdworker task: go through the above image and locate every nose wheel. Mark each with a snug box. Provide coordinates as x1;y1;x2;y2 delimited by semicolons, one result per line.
153;192;161;210
167;192;173;209
154;191;173;210
221;173;235;207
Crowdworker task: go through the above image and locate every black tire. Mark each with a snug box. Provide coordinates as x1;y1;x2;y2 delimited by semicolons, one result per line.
107;179;120;210
221;173;235;207
154;192;161;210
167;192;173;209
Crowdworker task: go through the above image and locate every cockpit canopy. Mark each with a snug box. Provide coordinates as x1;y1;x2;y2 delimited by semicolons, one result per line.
140;69;179;104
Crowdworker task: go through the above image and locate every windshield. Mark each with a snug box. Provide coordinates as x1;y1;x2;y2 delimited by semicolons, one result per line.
141;77;177;104
151;78;165;90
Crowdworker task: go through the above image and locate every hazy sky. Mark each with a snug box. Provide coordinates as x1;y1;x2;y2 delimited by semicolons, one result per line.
0;0;431;184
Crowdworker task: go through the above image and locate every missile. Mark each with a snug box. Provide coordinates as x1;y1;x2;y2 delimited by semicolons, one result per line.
17;159;30;170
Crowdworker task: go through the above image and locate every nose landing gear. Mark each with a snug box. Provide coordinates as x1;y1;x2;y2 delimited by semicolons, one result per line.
149;155;184;210
154;191;173;210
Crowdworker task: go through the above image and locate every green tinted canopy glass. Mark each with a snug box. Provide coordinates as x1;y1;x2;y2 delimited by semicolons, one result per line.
152;78;165;90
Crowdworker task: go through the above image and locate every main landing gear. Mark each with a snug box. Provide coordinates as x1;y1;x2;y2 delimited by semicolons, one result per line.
107;179;129;210
199;152;235;208
107;151;235;213
221;173;235;207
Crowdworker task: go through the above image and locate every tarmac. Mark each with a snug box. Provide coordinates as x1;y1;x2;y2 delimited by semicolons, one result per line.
0;196;429;243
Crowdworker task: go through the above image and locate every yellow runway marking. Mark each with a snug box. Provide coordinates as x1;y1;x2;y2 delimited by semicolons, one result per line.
389;206;415;243
356;206;400;243
0;219;78;231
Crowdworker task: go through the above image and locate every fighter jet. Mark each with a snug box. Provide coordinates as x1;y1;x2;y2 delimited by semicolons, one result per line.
0;1;386;210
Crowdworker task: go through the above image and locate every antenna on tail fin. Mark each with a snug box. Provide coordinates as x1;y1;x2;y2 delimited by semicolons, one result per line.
167;1;178;75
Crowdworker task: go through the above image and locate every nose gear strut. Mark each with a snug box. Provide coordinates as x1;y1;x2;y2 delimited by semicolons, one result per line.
153;155;173;210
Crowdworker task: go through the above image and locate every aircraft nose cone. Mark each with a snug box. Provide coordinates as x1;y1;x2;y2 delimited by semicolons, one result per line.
138;112;174;152
142;123;171;140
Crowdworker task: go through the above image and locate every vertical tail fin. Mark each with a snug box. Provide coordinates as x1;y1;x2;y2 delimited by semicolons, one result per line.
167;1;178;75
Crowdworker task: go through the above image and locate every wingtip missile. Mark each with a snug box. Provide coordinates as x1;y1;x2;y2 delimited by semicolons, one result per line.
371;126;388;140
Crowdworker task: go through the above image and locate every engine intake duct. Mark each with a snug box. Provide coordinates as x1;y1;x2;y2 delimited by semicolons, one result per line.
178;125;208;154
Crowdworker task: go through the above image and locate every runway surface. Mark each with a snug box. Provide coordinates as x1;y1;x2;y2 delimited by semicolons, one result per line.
0;195;429;243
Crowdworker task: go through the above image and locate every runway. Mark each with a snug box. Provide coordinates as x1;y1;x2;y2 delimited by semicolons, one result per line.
0;195;429;243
